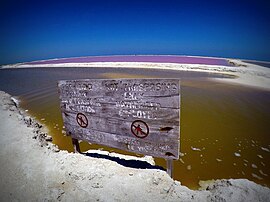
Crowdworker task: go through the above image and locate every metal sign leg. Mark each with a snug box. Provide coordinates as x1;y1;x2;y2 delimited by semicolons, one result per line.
166;159;173;177
72;138;81;153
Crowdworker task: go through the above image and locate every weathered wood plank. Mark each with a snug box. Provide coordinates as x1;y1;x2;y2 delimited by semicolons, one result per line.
62;112;179;141
60;105;180;124
65;123;179;159
59;95;180;110
58;79;180;159
58;79;179;97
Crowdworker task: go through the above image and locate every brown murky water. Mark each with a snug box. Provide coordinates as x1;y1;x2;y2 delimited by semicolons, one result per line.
0;67;269;189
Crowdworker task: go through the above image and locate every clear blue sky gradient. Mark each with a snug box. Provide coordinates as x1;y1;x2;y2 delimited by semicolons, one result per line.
0;0;270;64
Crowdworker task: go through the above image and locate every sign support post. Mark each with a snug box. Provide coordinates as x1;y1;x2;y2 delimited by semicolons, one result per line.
72;138;81;153
166;159;173;177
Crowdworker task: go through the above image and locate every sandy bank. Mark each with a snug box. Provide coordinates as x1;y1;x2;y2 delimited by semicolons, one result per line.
0;91;269;201
2;59;270;91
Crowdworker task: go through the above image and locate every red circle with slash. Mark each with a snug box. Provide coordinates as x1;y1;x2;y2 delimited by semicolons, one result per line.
131;120;149;139
76;113;88;128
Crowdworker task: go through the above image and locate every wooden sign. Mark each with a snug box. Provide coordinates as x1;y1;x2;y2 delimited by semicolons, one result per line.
58;79;180;160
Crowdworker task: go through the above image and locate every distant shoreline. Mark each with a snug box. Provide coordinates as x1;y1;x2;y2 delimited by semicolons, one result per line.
2;55;231;66
2;57;270;91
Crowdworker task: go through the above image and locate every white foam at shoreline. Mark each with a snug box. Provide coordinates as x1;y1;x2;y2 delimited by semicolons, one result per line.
261;147;270;152
191;146;202;151
234;152;241;157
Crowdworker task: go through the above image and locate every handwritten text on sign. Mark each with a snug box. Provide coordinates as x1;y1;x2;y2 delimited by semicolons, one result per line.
58;79;180;159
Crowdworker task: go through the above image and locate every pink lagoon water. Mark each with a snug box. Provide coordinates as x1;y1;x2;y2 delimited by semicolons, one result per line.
25;55;230;66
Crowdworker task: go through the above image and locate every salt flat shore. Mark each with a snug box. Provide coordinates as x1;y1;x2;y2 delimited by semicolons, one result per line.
2;59;270;91
0;91;269;201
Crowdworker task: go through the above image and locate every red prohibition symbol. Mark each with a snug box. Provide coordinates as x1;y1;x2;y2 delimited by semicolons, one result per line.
131;120;149;139
76;113;88;128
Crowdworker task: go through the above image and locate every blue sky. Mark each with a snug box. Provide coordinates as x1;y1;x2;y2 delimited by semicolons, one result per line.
0;0;270;64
